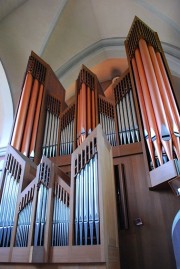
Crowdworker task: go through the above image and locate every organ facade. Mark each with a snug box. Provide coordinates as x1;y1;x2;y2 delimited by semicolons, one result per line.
0;16;179;269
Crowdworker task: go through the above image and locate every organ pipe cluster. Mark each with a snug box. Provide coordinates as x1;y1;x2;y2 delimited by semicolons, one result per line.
0;154;21;247
113;73;140;145
74;137;99;245
60;104;75;155
15;185;35;247
126;17;180;169
98;97;117;146
11;56;46;159
43;95;61;158
76;66;96;146
52;181;70;246
34;161;50;246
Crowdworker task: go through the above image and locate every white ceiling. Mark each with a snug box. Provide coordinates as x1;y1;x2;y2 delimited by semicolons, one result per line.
0;0;180;109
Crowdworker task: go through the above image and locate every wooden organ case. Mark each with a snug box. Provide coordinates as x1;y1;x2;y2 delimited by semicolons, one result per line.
0;16;180;269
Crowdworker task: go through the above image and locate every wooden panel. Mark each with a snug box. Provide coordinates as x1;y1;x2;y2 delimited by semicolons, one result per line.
150;160;180;188
50;245;105;263
0;264;107;269
11;247;30;263
114;153;179;269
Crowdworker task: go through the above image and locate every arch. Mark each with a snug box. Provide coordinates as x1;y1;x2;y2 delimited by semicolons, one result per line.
0;61;13;155
172;210;180;269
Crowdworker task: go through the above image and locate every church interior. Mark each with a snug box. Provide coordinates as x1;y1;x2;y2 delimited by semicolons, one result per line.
0;1;180;269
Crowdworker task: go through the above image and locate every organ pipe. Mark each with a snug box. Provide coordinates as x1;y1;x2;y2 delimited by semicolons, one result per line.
76;66;98;146
98;97;117;146
51;181;70;246
60;104;75;156
43;95;61;158
0;155;21;247
113;73;140;146
29;84;44;159
15;185;35;247
11;72;33;150
134;49;163;166
148;46;180;159
131;58;156;169
138;38;173;161
21;79;39;156
156;51;180;134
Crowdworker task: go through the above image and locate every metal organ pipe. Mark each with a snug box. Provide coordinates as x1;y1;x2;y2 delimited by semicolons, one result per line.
51;182;70;246
43;96;60;158
74;138;99;246
60;105;75;156
125;87;135;143
139;38;173;161
0;155;21;247
15;186;35;247
98;98;117;146
34;162;50;246
114;74;140;146
122;89;131;144
129;88;139;142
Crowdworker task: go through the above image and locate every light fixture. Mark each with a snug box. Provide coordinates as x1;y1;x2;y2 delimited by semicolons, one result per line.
134;218;143;226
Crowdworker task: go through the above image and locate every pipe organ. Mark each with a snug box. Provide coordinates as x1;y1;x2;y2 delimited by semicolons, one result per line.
0;16;180;269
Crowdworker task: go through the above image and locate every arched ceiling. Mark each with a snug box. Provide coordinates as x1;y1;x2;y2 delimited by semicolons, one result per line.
0;0;180;108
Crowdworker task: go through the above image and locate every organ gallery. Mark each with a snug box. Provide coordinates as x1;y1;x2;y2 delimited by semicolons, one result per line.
0;16;179;269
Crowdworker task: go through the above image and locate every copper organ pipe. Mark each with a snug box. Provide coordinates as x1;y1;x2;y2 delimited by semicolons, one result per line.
135;48;163;165
11;72;33;150
21;79;39;156
156;51;180;134
81;82;87;143
91;89;96;130
139;38;173;161
132;58;156;169
79;85;83;145
148;45;180;160
87;86;92;134
77;89;81;146
29;83;44;158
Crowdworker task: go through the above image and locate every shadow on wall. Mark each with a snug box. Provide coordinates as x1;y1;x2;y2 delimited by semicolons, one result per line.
172;210;180;269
